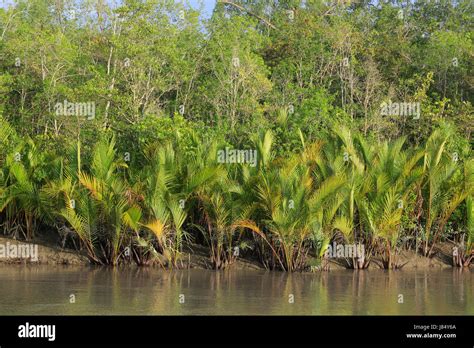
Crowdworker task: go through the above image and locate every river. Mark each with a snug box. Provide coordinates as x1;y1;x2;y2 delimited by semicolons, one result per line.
0;266;471;315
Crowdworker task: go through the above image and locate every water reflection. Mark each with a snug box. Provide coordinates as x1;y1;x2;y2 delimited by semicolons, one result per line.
0;266;471;315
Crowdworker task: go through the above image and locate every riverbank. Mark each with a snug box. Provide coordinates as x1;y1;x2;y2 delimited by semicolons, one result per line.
0;236;465;270
0;237;87;265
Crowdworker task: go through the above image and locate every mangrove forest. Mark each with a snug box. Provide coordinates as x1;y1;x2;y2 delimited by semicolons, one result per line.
0;0;472;272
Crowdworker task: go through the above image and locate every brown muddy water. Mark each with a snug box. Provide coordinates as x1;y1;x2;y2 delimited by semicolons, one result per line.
0;266;471;315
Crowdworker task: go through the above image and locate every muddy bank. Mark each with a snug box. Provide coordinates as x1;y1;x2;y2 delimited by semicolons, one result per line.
0;236;261;269
0;236;467;271
0;237;87;265
326;244;457;271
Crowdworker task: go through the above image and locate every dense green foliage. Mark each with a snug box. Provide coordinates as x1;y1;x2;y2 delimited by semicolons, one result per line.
0;0;472;269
